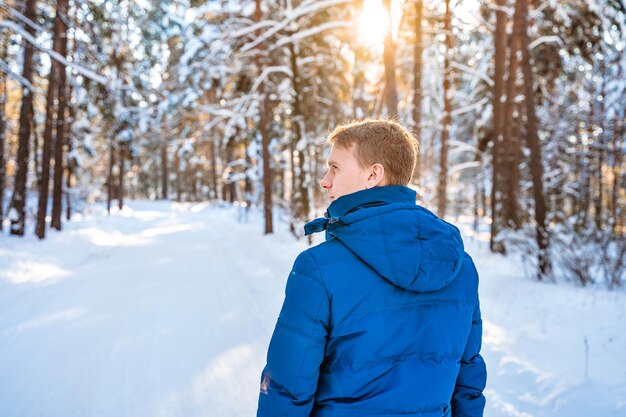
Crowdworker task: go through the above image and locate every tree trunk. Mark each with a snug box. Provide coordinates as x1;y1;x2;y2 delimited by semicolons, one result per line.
352;0;366;118
0;41;7;233
107;139;114;214
65;9;78;221
610;54;623;233
65;132;73;221
65;65;76;221
572;135;582;230
9;0;38;236
594;62;607;230
244;139;252;207
36;0;66;239
511;99;522;222
582;102;594;227
490;0;507;252
382;0;398;118
255;0;273;234
473;172;482;232
119;142;125;209
32;101;40;189
437;0;452;218
191;162;199;201
160;116;169;199
520;0;550;278
501;0;523;230
223;137;233;203
51;0;69;230
352;46;367;118
118;84;127;209
261;95;273;233
595;136;604;230
288;40;309;231
289;141;296;204
209;139;217;199
175;148;181;202
412;0;423;185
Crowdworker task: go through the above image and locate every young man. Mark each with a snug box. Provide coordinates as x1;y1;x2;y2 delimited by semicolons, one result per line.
257;119;486;417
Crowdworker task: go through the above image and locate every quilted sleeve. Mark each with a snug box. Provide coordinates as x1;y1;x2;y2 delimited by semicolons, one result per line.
257;251;330;417
451;296;487;417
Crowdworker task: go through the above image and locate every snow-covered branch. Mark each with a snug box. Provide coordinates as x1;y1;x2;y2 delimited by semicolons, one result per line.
230;19;278;39
0;59;34;92
528;35;564;50
198;105;241;119
271;20;353;50
250;65;293;94
449;139;482;156
450;97;490;117
487;3;514;16
0;3;47;34
0;20;108;85
240;0;350;52
448;160;481;176
451;61;494;87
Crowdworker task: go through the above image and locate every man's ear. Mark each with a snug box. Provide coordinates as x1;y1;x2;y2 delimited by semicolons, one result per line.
366;163;386;188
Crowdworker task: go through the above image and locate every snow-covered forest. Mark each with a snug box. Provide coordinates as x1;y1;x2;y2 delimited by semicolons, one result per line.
0;0;624;283
0;0;625;415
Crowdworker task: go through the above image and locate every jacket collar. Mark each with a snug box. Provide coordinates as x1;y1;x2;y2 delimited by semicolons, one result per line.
327;185;417;217
304;186;416;236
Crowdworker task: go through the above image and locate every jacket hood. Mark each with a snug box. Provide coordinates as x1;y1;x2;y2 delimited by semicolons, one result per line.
304;186;465;292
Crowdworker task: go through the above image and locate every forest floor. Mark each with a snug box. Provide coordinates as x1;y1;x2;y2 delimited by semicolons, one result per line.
1;200;625;417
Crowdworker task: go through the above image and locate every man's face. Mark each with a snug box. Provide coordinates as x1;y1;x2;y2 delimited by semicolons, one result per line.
320;144;371;204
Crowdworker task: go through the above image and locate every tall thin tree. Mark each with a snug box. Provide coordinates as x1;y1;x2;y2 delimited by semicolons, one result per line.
65;79;75;221
519;0;550;277
594;61;607;230
65;25;78;221
437;0;452;218
107;136;115;214
352;0;367;118
51;0;70;230
119;141;126;209
255;0;273;234
36;0;68;239
118;86;128;210
490;0;508;252
0;37;7;233
412;0;423;185
382;0;398;118
209;137;217;199
161;115;169;199
501;0;523;229
9;0;37;236
610;53;623;233
288;39;310;233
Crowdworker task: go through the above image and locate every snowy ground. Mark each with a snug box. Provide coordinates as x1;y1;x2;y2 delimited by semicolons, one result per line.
0;201;624;417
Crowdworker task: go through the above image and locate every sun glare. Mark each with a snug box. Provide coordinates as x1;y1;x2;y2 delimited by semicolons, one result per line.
356;0;403;49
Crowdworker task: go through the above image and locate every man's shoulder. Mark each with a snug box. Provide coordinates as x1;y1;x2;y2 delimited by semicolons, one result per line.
461;252;479;280
291;240;333;267
292;238;355;278
451;252;480;297
304;237;352;262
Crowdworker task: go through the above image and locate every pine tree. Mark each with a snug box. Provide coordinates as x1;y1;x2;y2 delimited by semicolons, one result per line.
437;0;452;218
36;0;69;239
9;0;37;236
0;37;7;233
51;0;70;230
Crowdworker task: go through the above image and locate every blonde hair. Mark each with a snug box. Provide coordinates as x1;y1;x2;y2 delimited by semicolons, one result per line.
327;119;418;186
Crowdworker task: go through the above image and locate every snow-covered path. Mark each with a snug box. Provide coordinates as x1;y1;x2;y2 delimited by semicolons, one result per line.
1;202;624;417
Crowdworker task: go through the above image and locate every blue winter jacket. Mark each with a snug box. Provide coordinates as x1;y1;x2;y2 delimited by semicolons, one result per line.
257;186;486;417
